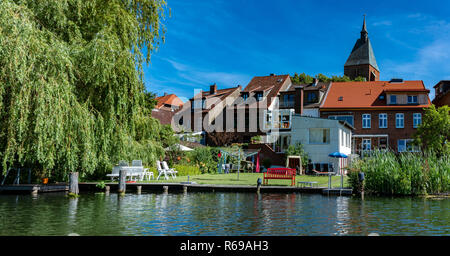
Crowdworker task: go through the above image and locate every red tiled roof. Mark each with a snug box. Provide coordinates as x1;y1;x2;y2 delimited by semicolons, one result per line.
321;80;431;109
155;94;183;109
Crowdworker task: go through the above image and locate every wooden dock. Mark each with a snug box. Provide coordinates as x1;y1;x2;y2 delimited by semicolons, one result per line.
78;182;351;195
322;188;353;196
0;184;68;194
0;182;353;196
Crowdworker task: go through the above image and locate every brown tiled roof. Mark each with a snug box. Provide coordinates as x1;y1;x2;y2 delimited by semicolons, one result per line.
290;82;331;92
155;94;184;109
151;109;174;125
243;74;289;92
321;80;431;109
242;74;291;107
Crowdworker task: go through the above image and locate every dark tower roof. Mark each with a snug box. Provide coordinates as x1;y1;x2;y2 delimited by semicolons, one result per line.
344;16;379;71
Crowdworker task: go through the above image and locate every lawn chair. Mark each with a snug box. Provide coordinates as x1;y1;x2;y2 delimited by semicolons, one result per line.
131;160;145;181
162;161;177;179
156;161;169;180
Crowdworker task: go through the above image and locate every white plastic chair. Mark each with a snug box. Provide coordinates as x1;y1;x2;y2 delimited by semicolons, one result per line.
131;160;145;181
162;161;177;179
156;161;169;180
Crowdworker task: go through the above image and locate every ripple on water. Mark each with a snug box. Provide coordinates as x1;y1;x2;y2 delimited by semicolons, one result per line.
0;193;448;236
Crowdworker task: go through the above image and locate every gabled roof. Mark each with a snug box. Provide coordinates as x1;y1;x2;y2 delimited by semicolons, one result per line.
155;94;183;109
242;74;291;107
190;86;241;101
344;17;379;71
321;80;431;109
243;74;289;92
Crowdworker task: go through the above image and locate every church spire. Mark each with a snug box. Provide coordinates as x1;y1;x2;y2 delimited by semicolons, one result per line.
344;15;380;81
361;14;368;42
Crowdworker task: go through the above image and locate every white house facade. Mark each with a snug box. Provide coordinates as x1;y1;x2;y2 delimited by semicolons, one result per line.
290;115;353;174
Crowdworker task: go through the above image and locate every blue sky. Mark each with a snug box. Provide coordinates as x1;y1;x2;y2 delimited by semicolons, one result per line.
144;0;450;101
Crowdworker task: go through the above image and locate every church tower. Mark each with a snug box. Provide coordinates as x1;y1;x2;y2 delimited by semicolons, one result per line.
344;16;380;81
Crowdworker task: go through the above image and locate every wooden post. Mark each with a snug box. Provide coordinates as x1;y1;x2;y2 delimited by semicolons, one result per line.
31;186;38;196
118;170;127;194
27;168;32;184
163;186;168;193
69;172;79;195
137;186;142;194
105;185;110;195
14;168;20;185
183;185;188;193
257;184;261;194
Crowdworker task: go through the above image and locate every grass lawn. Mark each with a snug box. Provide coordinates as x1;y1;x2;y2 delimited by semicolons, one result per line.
121;172;349;188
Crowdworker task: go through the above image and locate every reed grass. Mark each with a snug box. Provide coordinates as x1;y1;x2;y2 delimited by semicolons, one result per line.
348;150;450;195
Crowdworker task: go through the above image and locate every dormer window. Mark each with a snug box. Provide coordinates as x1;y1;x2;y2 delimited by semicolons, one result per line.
407;95;418;104
307;92;319;103
241;92;249;101
255;92;263;101
390;95;397;104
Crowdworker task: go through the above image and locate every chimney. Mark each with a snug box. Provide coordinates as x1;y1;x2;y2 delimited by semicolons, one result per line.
164;92;168;96
210;83;217;94
294;86;304;115
270;73;275;76
312;78;319;86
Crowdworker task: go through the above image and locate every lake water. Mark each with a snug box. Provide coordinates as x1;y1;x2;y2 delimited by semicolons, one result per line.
0;192;448;236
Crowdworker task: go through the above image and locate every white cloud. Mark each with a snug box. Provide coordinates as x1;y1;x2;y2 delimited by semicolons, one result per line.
372;20;392;27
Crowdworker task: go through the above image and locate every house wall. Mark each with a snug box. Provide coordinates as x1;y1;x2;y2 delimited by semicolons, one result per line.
302;108;319;117
290;115;352;172
321;109;425;152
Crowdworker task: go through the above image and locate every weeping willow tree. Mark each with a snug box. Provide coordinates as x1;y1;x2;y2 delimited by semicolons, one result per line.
0;0;171;181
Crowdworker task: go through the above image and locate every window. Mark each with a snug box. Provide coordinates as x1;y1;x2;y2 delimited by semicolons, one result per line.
309;128;330;144
282;94;295;107
379;137;387;150
268;110;292;129
390;95;397;104
274;135;291;153
347;132;350;148
264;110;272;129
379;113;388;128
396;113;404;128
306;92;318;103
413;113;422;128
362;114;371;128
280;111;291;129
408;95;418;104
362;139;371;151
242;92;249;101
398;139;420;152
255;92;263;101
328;115;354;126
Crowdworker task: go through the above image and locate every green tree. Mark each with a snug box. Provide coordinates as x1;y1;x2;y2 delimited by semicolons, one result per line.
414;105;450;154
0;0;169;181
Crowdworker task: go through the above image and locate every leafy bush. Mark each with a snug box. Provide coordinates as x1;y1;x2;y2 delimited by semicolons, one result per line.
173;164;201;176
186;147;219;174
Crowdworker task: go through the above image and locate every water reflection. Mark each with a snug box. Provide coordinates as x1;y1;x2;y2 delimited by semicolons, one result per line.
0;192;448;236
